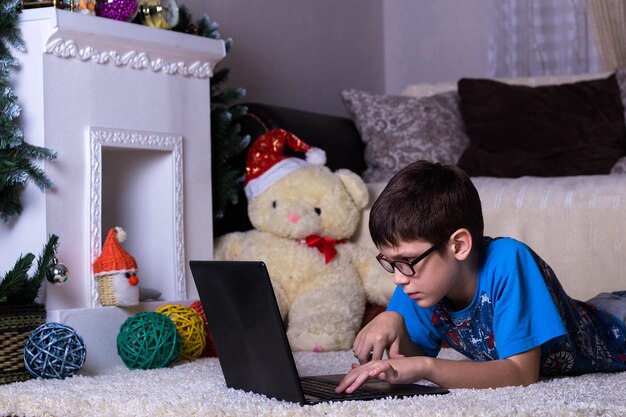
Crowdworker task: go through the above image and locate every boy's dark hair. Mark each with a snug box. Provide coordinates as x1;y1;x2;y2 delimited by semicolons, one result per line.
369;160;484;249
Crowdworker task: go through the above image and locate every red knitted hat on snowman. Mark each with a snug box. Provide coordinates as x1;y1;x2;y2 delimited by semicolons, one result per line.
93;226;138;277
244;129;326;199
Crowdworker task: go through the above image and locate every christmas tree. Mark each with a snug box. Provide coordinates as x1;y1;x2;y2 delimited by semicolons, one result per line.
0;0;56;223
174;8;250;230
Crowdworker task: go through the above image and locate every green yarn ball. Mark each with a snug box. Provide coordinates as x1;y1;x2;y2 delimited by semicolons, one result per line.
117;312;181;370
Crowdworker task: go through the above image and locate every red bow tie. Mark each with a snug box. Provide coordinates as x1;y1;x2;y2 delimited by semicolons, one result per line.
304;235;347;264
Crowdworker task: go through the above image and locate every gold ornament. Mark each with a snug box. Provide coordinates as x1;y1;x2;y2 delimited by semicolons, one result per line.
138;0;178;29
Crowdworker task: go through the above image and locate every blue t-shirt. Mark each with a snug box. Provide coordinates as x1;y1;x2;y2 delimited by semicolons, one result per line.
387;237;626;375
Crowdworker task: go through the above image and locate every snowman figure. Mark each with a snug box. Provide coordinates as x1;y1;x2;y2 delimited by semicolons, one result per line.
93;226;140;307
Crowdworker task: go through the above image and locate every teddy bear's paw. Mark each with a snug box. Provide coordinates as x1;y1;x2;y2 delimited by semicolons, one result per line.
213;232;246;260
288;331;351;352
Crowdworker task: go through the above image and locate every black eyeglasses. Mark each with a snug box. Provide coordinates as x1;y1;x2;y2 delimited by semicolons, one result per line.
376;235;450;277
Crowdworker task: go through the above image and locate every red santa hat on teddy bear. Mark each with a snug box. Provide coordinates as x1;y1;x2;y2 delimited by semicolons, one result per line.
244;128;326;200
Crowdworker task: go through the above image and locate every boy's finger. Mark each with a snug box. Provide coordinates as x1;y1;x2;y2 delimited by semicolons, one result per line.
371;343;385;362
387;339;404;359
353;336;368;359
335;368;359;393
356;346;373;364
345;370;372;394
352;333;363;353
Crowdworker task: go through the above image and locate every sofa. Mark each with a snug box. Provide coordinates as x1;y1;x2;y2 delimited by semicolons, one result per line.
225;72;626;302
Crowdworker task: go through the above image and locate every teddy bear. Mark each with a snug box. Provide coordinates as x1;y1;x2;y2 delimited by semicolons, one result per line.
214;129;395;352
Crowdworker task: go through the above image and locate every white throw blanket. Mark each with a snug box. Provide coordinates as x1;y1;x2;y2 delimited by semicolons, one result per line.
1;349;625;417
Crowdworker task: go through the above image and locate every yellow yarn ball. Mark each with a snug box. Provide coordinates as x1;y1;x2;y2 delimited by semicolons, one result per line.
155;304;206;361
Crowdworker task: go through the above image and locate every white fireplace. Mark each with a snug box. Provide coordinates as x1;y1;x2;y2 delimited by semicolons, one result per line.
0;8;225;373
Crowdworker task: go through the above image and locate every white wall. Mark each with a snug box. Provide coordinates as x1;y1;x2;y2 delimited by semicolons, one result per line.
382;0;492;94
183;0;492;116
191;0;386;116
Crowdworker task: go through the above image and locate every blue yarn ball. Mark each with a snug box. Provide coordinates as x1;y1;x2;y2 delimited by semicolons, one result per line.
24;323;86;379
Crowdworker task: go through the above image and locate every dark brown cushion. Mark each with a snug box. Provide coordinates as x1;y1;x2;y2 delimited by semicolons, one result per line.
457;75;626;177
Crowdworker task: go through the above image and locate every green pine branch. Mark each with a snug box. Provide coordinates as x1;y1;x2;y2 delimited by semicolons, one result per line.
171;5;194;34
23;233;58;302
0;234;58;305
0;253;34;303
0;183;21;220
213;108;249;159
212;87;246;107
0;0;25;53
0;0;56;223
210;67;229;90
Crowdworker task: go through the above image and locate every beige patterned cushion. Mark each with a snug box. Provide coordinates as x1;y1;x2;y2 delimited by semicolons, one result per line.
341;89;470;183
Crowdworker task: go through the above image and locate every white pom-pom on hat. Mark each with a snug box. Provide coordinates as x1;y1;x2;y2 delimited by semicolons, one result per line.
114;226;127;243
306;147;326;166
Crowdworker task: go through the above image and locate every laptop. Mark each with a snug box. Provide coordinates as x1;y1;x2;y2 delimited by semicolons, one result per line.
189;261;448;405
189;260;449;405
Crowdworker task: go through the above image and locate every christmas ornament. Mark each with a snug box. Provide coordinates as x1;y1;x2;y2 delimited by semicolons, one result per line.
95;0;139;22
156;304;206;361
139;0;179;29
117;312;181;370
76;0;97;15
93;226;140;307
46;258;69;285
23;323;86;379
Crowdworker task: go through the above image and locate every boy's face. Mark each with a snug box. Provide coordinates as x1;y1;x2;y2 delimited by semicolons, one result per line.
378;239;464;308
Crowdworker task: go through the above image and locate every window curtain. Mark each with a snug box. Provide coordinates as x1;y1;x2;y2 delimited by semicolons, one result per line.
587;0;626;69
488;0;603;77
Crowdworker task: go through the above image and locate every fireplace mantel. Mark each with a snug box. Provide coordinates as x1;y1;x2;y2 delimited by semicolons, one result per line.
24;7;223;78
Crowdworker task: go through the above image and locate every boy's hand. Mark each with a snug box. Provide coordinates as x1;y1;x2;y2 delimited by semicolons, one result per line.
335;357;427;394
337;347;542;392
352;311;419;364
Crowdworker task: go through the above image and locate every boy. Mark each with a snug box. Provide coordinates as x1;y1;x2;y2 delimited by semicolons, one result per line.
336;160;626;393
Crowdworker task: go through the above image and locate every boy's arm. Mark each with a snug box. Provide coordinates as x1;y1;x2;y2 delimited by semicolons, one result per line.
337;346;541;392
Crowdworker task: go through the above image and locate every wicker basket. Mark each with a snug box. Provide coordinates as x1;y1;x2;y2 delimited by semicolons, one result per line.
97;275;118;306
0;303;46;384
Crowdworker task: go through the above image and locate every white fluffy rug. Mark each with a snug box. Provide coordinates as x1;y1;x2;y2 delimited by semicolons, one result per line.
1;349;626;417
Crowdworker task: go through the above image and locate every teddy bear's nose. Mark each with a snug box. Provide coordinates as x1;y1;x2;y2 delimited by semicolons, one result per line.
288;214;300;223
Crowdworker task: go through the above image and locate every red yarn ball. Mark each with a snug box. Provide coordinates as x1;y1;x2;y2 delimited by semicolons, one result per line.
189;300;217;357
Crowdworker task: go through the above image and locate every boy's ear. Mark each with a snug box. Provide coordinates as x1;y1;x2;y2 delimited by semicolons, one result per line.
450;228;472;261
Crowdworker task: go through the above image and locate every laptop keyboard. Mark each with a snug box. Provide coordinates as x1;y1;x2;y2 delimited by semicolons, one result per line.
300;376;384;401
